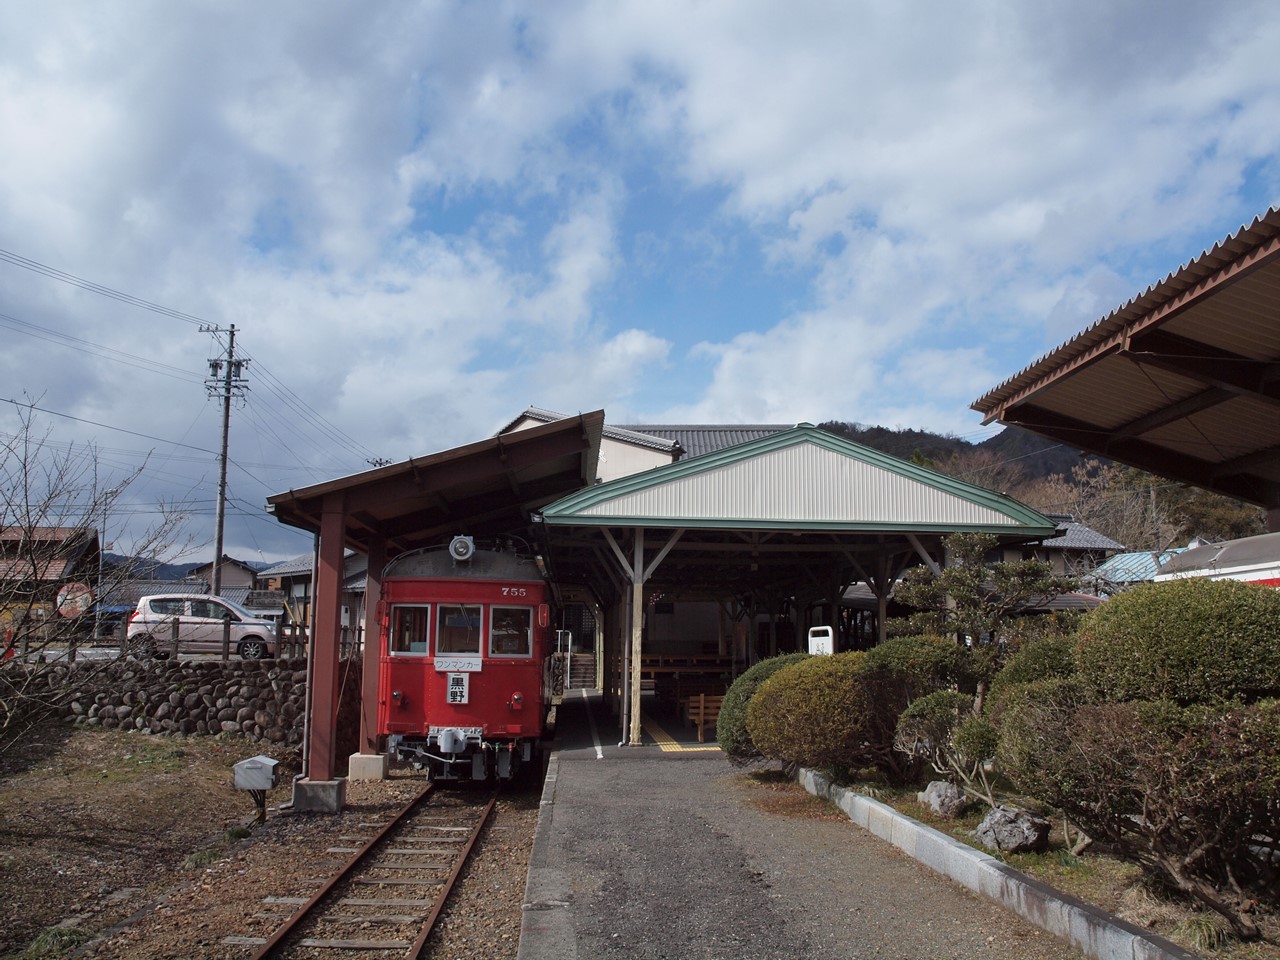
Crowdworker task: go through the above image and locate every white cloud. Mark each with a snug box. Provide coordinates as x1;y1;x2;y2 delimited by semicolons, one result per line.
2;1;1279;559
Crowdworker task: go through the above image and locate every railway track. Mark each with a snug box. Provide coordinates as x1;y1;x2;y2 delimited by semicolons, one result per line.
228;784;498;958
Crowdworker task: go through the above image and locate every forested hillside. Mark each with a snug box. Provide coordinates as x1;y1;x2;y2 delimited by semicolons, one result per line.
818;420;1265;550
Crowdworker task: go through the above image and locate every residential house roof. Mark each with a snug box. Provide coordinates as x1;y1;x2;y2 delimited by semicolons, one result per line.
186;555;261;580
1155;530;1280;581
0;526;100;582
1039;514;1126;553
617;424;791;459
1087;548;1188;590
95;579;209;612
259;554;314;578
500;407;678;454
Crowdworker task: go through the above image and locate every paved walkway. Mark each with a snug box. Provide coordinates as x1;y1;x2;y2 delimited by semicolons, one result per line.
518;690;1091;960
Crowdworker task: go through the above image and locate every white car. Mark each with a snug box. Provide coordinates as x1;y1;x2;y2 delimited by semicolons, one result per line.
126;594;277;660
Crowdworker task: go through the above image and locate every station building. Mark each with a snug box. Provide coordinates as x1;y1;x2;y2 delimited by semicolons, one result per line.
266;412;1061;809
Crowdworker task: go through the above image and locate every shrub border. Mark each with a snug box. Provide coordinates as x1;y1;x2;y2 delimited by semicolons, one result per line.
795;768;1200;960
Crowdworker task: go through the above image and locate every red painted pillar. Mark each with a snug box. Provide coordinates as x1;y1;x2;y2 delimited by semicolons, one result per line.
306;493;346;783
359;536;386;755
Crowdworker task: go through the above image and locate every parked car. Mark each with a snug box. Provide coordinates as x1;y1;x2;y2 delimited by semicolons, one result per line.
126;594;277;660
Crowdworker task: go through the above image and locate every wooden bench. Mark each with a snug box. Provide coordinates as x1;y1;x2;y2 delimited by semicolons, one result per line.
656;674;726;704
682;693;725;743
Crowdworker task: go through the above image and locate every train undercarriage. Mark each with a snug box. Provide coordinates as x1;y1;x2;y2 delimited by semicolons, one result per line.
388;728;537;781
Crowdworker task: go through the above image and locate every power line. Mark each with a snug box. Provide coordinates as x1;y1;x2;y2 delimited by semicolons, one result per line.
1;397;217;456
0;248;208;326
0;311;203;383
0;247;386;468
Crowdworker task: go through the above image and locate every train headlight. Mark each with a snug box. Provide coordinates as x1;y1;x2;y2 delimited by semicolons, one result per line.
509;691;524;711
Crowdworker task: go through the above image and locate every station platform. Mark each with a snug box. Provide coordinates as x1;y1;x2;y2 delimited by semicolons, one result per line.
518;690;1099;960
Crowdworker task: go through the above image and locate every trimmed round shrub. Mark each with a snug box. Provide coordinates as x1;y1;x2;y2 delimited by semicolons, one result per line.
952;714;998;770
1075;578;1280;705
746;652;903;778
716;652;810;764
895;689;974;761
991;676;1093;804
991;632;1077;694
860;633;975;697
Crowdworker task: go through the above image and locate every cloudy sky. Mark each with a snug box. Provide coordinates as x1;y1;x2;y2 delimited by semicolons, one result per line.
2;2;1279;566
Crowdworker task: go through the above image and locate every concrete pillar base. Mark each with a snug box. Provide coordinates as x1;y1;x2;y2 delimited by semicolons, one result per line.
347;752;389;781
291;777;348;813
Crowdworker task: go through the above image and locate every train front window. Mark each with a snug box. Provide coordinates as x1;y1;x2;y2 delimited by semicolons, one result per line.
437;603;482;655
390;605;431;655
490;606;533;657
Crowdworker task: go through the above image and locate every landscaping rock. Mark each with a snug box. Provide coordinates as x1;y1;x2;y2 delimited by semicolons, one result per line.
919;780;967;818
971;804;1050;853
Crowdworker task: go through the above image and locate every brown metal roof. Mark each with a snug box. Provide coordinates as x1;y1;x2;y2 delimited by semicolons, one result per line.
973;207;1280;511
0;526;100;582
265;411;604;555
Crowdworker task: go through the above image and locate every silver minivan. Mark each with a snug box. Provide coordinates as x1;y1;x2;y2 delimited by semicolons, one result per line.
126;594;277;660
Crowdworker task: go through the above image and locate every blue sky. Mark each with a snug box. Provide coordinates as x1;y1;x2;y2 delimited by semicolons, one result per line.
2;1;1279;564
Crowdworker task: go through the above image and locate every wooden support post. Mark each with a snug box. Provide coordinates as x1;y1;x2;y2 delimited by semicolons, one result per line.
306;493;346;783
359;536;386;756
627;531;645;746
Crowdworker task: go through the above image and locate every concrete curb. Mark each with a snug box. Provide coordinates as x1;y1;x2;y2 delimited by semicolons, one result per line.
796;768;1201;960
518;751;577;960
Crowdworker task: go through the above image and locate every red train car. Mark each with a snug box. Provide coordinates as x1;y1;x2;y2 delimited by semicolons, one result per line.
376;538;559;780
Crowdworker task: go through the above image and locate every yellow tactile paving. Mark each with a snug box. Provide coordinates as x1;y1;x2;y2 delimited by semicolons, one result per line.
640;714;721;753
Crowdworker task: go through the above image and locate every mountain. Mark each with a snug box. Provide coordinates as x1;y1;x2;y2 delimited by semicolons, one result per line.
976;426;1090;479
102;554;196;581
818;422;1092;481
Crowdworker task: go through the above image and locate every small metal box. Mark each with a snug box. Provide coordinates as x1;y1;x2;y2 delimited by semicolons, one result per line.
233;755;280;791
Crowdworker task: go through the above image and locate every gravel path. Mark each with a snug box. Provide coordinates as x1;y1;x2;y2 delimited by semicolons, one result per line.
528;749;1085;960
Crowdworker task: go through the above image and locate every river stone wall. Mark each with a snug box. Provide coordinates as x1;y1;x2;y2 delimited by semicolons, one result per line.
48;657;364;751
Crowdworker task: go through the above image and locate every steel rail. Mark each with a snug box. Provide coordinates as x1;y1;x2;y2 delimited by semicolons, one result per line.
408;790;500;958
248;782;435;960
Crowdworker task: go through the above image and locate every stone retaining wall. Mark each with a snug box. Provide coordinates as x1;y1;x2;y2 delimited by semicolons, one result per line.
43;658;364;753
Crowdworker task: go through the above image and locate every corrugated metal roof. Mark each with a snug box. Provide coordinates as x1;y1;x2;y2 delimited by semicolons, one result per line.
972;207;1280;510
618;424;791;459
267;411;604;556
1088;548;1186;585
541;424;1056;534
976;208;1280;413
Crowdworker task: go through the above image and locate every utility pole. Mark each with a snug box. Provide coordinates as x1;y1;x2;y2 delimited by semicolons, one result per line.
203;325;249;596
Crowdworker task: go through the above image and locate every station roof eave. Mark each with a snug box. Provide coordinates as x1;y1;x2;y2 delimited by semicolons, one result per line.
972;207;1280;512
266;410;605;556
535;423;1058;598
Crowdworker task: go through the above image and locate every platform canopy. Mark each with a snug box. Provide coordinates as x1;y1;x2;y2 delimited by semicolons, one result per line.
266;410;605;554
536;422;1059;601
973;208;1280;521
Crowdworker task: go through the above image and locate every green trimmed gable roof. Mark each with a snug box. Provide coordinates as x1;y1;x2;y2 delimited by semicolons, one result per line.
539;423;1057;535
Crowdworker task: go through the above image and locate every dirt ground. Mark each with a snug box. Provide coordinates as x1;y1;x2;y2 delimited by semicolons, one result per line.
2;717;1277;960
0;718;538;960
